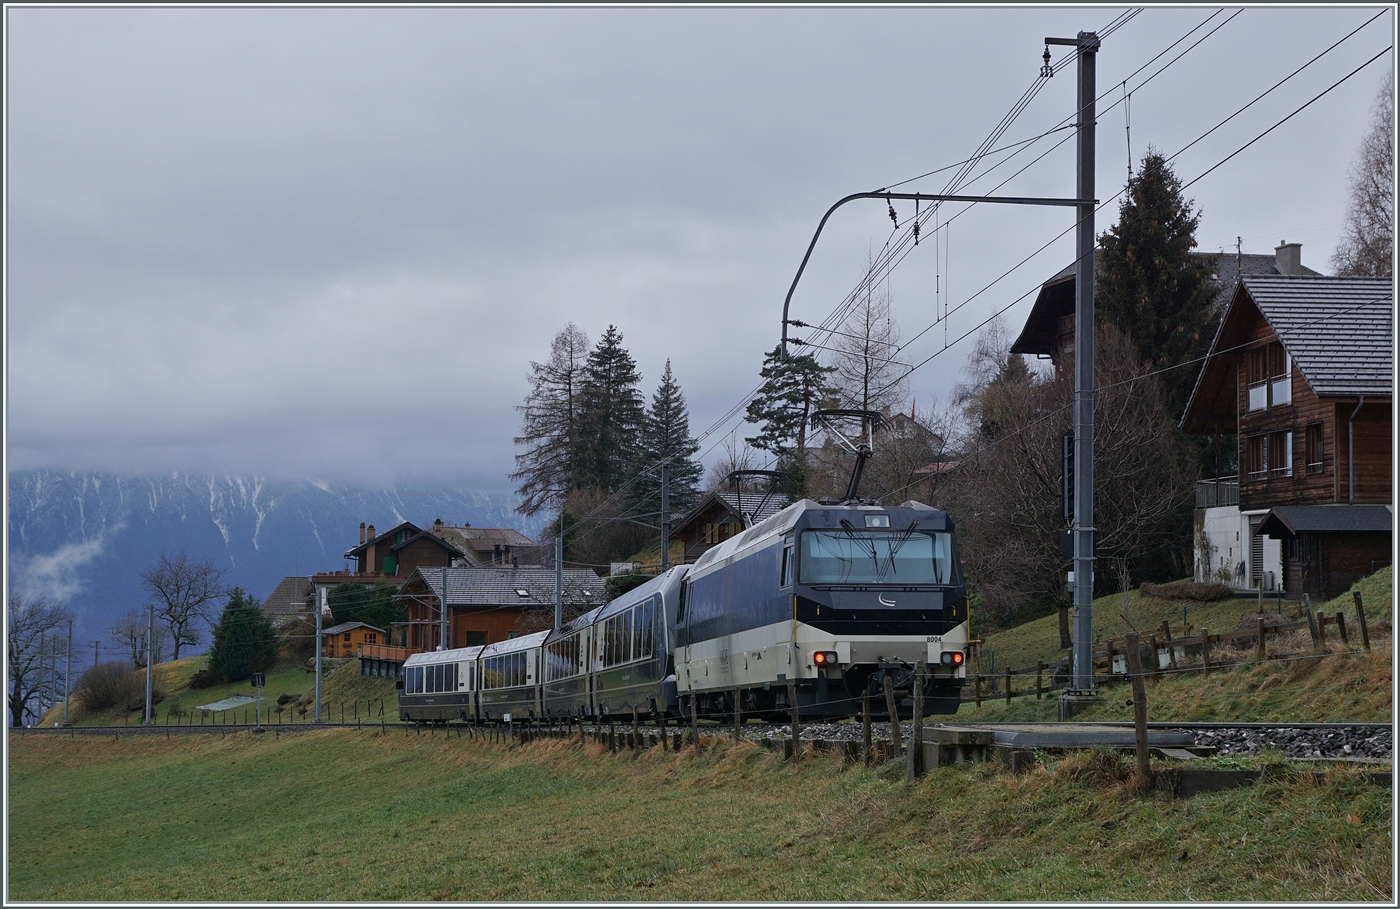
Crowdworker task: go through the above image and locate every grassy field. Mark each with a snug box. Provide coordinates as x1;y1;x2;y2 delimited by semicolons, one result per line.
971;566;1392;676
7;727;1391;901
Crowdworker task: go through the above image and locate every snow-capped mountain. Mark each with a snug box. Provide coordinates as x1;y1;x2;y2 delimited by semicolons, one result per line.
6;470;544;642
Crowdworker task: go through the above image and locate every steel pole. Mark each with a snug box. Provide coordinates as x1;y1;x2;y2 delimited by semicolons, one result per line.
315;587;324;722
64;620;72;726
660;462;671;572
554;528;564;631
1067;31;1099;692
144;603;155;724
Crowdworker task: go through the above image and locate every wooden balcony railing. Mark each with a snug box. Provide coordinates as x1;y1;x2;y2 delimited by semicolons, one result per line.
358;643;420;662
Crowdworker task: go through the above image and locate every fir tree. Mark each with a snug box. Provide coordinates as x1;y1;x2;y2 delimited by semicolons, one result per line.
744;345;833;495
1096;149;1217;418
207;588;277;682
637;360;704;514
512;324;590;516
575;325;646;494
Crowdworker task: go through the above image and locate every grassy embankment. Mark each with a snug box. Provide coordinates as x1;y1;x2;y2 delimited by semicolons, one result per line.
960;567;1392;723
48;652;397;728
7;726;1391;901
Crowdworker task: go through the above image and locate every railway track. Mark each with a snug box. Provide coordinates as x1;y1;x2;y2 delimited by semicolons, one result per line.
14;720;1392;761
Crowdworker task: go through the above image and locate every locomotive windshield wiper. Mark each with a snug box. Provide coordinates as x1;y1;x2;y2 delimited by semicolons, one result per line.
874;521;920;583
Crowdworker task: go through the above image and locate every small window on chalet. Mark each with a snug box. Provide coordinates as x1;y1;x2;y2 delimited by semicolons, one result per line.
1305;423;1324;474
1245;435;1266;480
343;632;352;642
1269;430;1293;478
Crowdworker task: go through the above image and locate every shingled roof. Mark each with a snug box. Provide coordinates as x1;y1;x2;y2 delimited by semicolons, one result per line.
1257;504;1393;537
1241;275;1393;398
1181;274;1394;432
411;566;606;608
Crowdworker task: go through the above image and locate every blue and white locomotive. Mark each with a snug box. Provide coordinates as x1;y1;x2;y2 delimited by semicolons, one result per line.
676;498;967;719
399;498;966;724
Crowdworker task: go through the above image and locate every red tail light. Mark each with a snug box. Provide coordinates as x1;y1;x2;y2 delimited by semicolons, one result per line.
813;650;838;666
941;651;965;666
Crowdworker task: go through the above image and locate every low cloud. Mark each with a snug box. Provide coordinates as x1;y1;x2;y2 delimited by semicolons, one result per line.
13;530;118;604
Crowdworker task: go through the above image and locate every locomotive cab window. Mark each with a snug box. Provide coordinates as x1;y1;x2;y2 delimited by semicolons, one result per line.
799;530;956;585
780;537;795;588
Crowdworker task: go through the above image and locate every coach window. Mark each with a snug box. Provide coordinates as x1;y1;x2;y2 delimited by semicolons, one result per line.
780;537;794;587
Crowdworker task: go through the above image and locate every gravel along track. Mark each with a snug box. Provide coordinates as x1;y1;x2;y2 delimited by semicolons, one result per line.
16;721;1391;761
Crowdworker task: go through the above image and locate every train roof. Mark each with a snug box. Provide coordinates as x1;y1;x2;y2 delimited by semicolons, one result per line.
593;564;688;622
688;499;949;577
478;629;551;657
403;645;484;667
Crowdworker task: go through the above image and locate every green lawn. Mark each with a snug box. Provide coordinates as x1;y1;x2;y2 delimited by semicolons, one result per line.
6;729;1391;901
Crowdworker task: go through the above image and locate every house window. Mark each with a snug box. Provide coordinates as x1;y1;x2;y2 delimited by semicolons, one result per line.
1305;423;1324;474
1246;348;1268;412
1269;344;1291;406
343;632;352;642
1245;435;1266;480
1269;430;1293;478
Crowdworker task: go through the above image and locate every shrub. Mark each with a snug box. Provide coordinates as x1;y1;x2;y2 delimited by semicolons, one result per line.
276;692;299;706
1140;580;1232;601
73;661;142;712
189;668;225;689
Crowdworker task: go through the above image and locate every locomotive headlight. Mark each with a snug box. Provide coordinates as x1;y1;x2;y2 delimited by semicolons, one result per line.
812;650;839;666
940;651;965;666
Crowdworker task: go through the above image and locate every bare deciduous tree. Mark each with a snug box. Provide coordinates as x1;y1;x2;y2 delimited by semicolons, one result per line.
1332;71;1393;277
940;324;1196;631
829;274;909;417
7;593;73;727
140;551;228;661
106;608;172;668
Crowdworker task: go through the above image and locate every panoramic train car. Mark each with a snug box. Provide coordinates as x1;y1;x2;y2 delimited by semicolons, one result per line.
586;565;688;719
675;499;967;720
476;630;550;721
541;604;602;720
398;645;483;723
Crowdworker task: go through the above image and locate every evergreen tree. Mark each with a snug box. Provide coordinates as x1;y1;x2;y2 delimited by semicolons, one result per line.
575;326;646;494
637;360;704;514
512;324;590;516
744;345;833;495
327;583;403;632
207;588;277;682
1096;149;1216;418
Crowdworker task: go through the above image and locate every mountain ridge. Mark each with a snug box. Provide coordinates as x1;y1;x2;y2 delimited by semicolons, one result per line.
7;470;544;645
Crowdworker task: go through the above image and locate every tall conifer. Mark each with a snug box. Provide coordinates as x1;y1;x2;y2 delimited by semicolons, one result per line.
575;326;646;494
512;324;590;516
637;360;703;514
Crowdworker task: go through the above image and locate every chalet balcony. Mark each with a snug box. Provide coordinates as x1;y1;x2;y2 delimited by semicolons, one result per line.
358;643;420;662
1195;477;1239;509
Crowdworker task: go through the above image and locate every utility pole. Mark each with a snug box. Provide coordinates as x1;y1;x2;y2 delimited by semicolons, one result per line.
36;633;47;724
145;603;154;724
660;462;671;572
93;640;99;669
1046;30;1101;708
63;620;72;727
553;531;564;631
439;566;449;650
315;586;324;723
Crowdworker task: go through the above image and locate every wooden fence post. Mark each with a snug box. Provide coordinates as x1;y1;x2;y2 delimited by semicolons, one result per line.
733;687;741;743
882;675;902;758
1256;617;1266;663
1004;668;1012;705
1336;612;1349;647
632;705;640;750
1353;591;1371;651
690;695;699;748
973;673;982;708
907;663;924;781
1200;627;1211;674
788;680;801;762
1148;634;1160;675
1036;660;1044;700
1124;632;1150;789
1304;594;1321;651
862;691;872;767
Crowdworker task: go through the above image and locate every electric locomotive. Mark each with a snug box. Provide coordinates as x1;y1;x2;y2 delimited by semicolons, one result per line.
674;498;967;720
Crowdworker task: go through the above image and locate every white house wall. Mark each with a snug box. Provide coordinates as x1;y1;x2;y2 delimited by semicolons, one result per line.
1195;506;1282;591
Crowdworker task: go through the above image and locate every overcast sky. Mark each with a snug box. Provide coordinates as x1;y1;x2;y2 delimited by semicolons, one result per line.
6;5;1393;494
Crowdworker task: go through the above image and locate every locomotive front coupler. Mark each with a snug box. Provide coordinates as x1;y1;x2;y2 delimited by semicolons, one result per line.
869;659;917;694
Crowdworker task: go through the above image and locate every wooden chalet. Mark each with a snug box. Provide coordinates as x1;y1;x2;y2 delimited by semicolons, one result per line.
321;622;386;659
670;490;791;564
343;520;465;577
1011;243;1321;377
1180;273;1393;599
